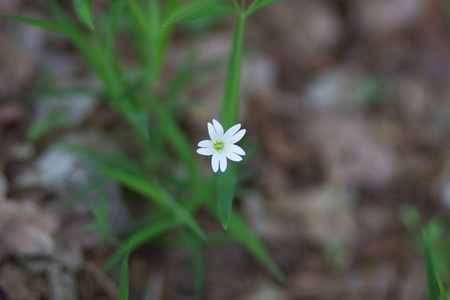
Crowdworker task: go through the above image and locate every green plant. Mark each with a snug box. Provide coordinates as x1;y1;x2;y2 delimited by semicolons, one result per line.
401;204;450;283
423;231;448;300
1;0;284;296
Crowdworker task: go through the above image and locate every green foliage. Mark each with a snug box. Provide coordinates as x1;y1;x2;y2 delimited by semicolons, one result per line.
72;0;94;29
437;271;449;300
166;3;235;25
217;166;237;229
2;0;284;295
401;205;450;282
246;0;281;16
27;111;71;141
82;190;118;244
424;231;438;300
118;242;131;300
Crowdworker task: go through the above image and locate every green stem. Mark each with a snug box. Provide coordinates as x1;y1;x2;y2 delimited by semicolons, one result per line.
220;14;245;129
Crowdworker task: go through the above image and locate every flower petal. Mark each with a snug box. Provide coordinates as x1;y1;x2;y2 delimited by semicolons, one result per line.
224;151;243;162
197;147;214;156
198;140;213;148
223;123;241;140
212;119;224;138
219;153;227;172
208;122;217;141
211;153;220;172
227;129;246;144
228;144;245;156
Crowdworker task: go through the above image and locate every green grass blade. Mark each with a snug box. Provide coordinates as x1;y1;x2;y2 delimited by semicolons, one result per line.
220;14;244;129
27;111;71;141
423;230;438;300
106;0;129;57
246;0;281;16
217;167;237;229
129;110;150;141
72;0;95;29
166;3;235;25
228;212;284;282
162;0;219;25
167;49;195;105
103;219;178;270
94;166;206;241
148;98;198;184
184;234;204;299
60;143;144;175
118;242;132;300
436;271;448;300
0;15;76;36
207;202;284;281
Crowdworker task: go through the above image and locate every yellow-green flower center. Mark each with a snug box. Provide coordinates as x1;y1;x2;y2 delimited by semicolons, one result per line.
214;140;225;151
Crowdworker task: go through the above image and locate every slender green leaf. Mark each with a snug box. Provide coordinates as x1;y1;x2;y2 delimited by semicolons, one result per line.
215;15;246;228
27;111;71;141
163;0;213;24
103;219;178;270
66;176;108;206
94;166;206;240
423;230;438;300
61;143;144;175
220;14;244;129
111;79;146;106
436;271;448;300
0;15;76;36
228;211;284;282
207;202;284;281
129;110;150;140
246;0;281;16
168;50;196;105
72;0;95;29
166;4;235;25
149;97;198;184
106;0;129;57
118;242;132;300
217;168;237;229
184;234;204;299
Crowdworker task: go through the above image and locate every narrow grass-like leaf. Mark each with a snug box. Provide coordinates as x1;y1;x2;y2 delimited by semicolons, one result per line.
207;202;284;281
423;230;438;300
166;4;235;25
103;218;178;270
61;143;144;175
27;111;71;141
106;0;129;58
129;110;150;140
217;168;237;229
246;0;281;16
94;166;206;240
220;14;244;129
149;97;198;185
72;0;95;29
0;15;76;36
168;50;196;105
228;211;284;282
66;176;108;206
111;79;146;106
163;0;215;24
118;242;132;300
436;271;448;300
184;234;204;299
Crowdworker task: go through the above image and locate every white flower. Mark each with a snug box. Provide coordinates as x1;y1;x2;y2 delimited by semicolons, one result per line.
196;119;246;172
